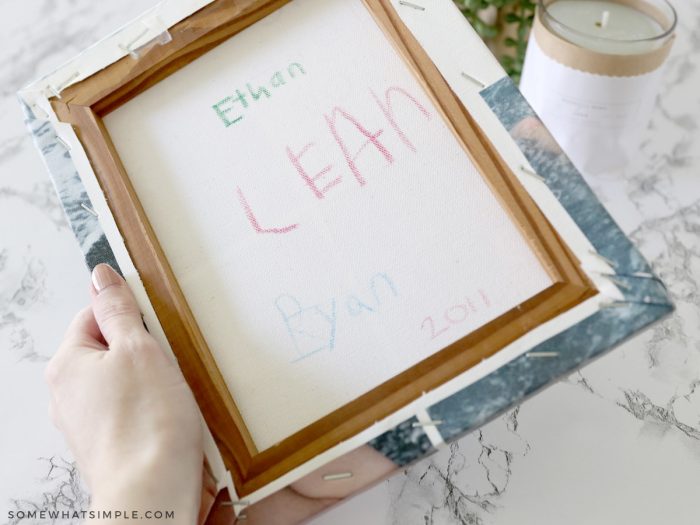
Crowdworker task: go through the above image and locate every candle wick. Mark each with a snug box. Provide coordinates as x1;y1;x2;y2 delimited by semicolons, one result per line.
597;10;610;29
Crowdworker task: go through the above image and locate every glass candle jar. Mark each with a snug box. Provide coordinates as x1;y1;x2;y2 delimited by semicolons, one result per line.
519;0;676;174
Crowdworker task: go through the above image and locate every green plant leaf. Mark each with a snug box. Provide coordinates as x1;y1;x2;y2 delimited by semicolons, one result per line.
473;18;499;38
517;23;529;39
453;0;534;83
505;12;521;23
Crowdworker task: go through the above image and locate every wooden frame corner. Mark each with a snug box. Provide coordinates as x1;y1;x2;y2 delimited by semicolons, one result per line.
51;0;597;495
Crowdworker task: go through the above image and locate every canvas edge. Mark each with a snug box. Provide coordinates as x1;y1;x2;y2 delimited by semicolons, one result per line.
368;74;674;467
16;0;674;511
16;99;236;503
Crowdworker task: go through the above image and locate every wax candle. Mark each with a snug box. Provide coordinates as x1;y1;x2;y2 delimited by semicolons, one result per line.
519;0;676;173
546;0;666;53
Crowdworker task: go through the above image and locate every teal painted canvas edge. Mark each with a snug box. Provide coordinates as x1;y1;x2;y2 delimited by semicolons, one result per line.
423;77;674;444
20;77;673;471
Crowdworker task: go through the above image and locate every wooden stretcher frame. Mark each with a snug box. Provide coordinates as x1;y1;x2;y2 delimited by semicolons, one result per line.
50;0;597;496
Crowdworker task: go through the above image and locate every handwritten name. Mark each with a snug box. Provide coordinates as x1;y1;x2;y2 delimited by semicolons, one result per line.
211;62;306;126
275;273;398;362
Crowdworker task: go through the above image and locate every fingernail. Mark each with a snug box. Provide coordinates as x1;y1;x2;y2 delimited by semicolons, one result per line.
92;264;122;293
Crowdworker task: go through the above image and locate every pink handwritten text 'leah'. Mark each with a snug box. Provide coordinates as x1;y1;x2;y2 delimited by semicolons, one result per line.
236;85;431;234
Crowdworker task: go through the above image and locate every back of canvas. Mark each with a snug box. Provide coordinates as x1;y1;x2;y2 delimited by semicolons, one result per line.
103;0;552;450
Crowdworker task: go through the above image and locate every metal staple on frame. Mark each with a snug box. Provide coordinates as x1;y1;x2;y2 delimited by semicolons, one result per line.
588;249;617;269
219;498;250;521
323;472;354;481
220;499;249;507
520;165;546;183
398;0;425;10
588;250;667;287
118;23;151;56
55;135;71;151
595;272;632;291
47;71;80;99
600;298;670;309
80;202;99;218
526;351;559;358
118;16;173;59
31;103;50;120
460;71;486;88
412;420;444;427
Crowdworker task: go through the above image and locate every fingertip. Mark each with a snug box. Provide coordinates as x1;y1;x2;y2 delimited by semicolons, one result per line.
90;267;145;346
92;263;123;294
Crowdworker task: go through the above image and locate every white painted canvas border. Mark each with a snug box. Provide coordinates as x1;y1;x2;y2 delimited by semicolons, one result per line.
19;0;623;506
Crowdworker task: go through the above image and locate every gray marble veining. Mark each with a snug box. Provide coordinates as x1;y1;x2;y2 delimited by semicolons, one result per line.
22;108;120;273
319;0;700;522
5;457;88;525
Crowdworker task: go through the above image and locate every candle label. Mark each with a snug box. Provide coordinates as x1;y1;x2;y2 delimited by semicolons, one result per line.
519;35;666;173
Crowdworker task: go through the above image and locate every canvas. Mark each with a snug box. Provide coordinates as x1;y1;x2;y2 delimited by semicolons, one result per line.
19;0;672;517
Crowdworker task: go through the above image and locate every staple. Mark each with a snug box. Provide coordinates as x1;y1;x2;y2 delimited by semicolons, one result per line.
610;277;632;291
55;135;71;151
628;271;668;290
600;299;627;309
601;298;670;308
80;202;99;217
119;24;150;55
617;271;666;286
31;104;50;120
460;71;486;88
323;472;353;481
520;165;546;182
398;0;425;10
412;420;443;427
588;249;617;268
526;351;559;358
590;270;668;289
48;71;80;99
605;271;658;280
220;499;250;507
594;272;632;291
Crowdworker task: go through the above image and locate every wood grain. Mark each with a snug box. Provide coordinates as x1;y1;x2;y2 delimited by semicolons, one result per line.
52;0;597;496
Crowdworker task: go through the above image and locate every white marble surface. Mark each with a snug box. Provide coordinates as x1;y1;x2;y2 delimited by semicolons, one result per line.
1;1;698;524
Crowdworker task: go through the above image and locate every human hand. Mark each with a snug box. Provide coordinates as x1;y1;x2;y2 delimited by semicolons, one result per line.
45;264;203;524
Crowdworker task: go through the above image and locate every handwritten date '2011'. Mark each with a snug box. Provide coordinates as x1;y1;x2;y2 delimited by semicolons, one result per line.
421;290;491;341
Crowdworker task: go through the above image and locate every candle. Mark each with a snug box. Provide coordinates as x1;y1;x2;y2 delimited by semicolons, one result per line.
519;0;676;174
544;0;666;54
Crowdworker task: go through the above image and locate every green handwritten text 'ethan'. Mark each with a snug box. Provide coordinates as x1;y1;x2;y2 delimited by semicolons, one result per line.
211;62;306;127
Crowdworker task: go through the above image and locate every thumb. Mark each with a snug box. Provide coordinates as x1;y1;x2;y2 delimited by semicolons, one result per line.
91;264;146;346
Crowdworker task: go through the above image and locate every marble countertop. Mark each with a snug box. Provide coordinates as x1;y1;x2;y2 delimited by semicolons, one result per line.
1;1;698;524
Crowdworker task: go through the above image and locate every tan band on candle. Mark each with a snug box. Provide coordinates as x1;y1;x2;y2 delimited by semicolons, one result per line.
533;0;675;77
